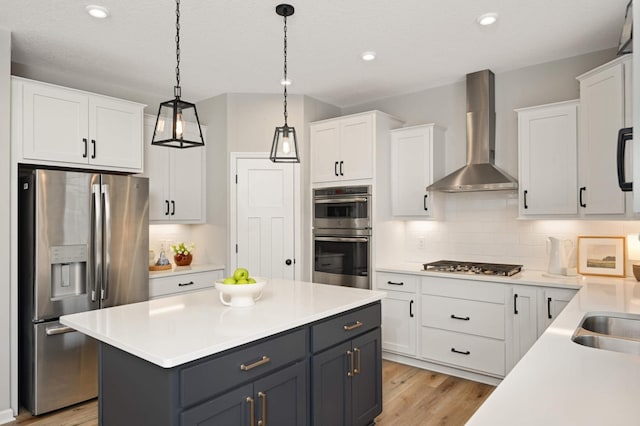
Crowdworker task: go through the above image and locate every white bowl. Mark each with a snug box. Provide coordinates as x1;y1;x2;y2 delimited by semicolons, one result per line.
215;278;266;307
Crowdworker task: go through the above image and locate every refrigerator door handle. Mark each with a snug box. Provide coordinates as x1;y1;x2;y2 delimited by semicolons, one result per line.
45;325;76;336
92;184;102;303
102;183;111;301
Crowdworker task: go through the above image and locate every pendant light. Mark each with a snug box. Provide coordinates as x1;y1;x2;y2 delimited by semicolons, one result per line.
152;0;205;149
270;4;300;163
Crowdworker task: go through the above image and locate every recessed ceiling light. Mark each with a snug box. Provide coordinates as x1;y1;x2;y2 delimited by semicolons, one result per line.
361;51;376;61
477;12;498;26
86;5;110;19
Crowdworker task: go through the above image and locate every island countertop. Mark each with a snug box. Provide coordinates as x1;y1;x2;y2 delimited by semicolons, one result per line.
60;279;386;368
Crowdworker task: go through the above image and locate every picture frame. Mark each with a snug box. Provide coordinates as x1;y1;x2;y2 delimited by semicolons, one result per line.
617;0;633;56
577;236;626;277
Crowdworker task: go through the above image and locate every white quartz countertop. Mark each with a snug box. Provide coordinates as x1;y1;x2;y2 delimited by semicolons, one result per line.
377;263;582;289
60;279;385;368
467;276;640;425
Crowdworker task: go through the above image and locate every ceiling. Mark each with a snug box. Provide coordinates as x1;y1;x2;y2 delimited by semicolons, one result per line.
1;0;630;107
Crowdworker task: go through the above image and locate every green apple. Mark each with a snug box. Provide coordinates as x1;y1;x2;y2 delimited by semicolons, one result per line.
247;277;256;284
223;277;236;284
236;279;249;284
233;268;249;281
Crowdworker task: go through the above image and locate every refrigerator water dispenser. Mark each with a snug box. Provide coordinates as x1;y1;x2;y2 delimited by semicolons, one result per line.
50;245;87;299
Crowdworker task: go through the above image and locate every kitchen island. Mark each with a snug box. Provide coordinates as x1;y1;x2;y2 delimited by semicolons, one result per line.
61;279;386;426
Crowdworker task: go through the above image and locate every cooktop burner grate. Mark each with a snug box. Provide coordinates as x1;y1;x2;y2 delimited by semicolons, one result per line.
423;260;523;276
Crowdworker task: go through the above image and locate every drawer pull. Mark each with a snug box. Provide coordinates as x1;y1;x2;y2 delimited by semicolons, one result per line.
347;350;355;377
343;320;363;331
450;314;470;321
354;347;361;375
387;280;404;286
240;355;271;371
246;396;255;426
178;281;195;287
451;348;471;355
258;391;267;426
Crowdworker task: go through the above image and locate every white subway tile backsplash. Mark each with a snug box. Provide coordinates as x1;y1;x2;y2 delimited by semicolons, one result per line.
380;192;637;276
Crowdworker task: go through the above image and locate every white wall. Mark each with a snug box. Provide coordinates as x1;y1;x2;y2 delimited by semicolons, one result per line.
0;27;13;424
342;48;640;273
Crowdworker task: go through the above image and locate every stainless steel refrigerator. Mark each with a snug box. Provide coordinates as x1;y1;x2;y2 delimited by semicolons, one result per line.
18;168;149;415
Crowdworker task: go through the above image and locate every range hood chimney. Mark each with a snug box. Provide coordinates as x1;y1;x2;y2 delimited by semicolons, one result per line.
426;70;518;192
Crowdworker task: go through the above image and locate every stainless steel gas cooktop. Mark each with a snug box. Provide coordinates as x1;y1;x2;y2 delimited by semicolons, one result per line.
423;260;523;277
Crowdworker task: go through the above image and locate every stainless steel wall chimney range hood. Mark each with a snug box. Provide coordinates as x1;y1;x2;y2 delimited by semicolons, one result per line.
427;70;518;192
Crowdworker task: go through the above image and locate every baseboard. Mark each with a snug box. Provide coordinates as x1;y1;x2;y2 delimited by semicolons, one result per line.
0;408;16;425
382;351;503;387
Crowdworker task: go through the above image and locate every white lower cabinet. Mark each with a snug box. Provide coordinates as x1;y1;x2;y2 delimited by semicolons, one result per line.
377;273;417;357
149;268;224;299
377;270;579;381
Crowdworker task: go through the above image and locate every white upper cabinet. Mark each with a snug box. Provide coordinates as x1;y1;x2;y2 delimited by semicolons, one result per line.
12;77;144;172
143;116;206;223
390;124;445;218
577;55;631;216
310;111;402;184
517;100;579;217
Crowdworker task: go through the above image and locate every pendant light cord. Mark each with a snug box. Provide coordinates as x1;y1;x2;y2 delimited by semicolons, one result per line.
174;0;181;98
283;14;288;126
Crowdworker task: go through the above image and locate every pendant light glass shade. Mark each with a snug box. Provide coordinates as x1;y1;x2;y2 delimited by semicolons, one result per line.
152;0;205;149
270;4;299;163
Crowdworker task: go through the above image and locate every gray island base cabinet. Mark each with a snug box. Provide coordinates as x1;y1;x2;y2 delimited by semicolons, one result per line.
97;302;382;426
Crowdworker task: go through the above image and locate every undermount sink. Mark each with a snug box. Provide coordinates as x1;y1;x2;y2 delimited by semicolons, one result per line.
572;313;640;356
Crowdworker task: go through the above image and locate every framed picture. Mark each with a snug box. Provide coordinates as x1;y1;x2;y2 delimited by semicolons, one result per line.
618;0;633;56
577;236;626;277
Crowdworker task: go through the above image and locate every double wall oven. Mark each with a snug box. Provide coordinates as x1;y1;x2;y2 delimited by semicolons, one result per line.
313;186;371;289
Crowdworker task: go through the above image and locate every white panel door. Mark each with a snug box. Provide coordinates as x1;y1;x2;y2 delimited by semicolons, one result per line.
381;291;416;356
310;121;341;183
170;126;205;222
142;120;171;221
339;114;374;181
391;126;432;216
509;285;538;372
236;158;295;280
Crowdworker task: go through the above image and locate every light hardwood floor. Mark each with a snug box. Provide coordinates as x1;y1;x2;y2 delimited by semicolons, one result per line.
8;360;494;425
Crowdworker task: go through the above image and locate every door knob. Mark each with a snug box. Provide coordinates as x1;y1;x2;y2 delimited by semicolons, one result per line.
285;259;292;265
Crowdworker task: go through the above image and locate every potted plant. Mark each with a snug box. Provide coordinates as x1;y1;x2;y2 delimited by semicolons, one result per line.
171;242;195;266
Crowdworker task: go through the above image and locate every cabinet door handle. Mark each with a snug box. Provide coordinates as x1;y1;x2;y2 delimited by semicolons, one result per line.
353;347;361;375
339;161;344;176
514;294;519;315
178;281;194;287
165;200;170;215
409;300;414;318
171;200;175;216
257;391;267;426
240;355;271;371
343;320;363;331
450;314;470;321
387;280;404;286
451;348;471;355
547;297;553;319
82;138;88;158
246;396;255;426
347;350;354;377
523;190;528;209
91;139;96;159
424;194;428;211
334;161;339;176
617;127;634;191
579;187;586;208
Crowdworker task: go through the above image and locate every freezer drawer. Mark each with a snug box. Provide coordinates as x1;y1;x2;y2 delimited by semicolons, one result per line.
28;321;98;414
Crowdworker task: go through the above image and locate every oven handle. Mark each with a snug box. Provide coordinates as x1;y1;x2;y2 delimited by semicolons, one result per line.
314;197;369;204
314;236;370;243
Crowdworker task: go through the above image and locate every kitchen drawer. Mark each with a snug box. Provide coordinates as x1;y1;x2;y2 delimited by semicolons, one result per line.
421;295;505;339
421;276;505;303
149;269;223;298
420;327;505;377
180;328;307;408
376;272;418;293
311;302;381;353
